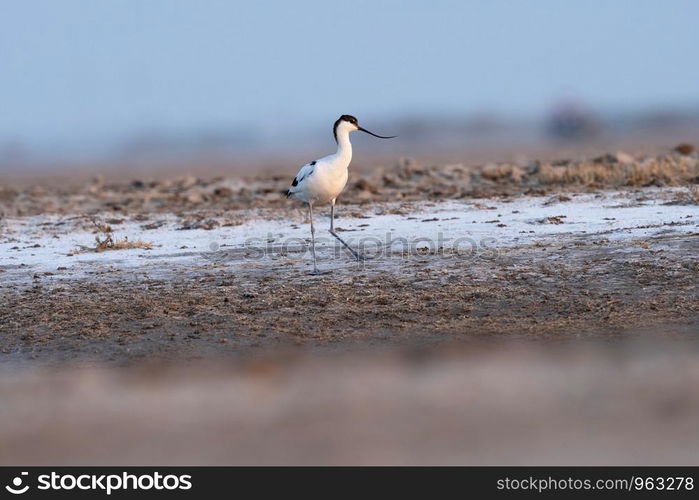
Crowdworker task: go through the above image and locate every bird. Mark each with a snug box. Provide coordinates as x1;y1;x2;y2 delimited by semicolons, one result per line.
286;114;396;274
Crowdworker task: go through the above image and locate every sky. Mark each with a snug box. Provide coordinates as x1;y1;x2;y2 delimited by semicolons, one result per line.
1;0;698;151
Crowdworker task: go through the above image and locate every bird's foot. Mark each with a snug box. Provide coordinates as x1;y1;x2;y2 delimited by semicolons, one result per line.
310;268;330;276
351;250;367;261
329;230;367;262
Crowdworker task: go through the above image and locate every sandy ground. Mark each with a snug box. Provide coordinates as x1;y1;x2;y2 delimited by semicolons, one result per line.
1;151;698;464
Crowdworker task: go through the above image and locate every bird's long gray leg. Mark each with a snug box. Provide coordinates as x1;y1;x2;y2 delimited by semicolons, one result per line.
308;202;320;274
329;199;365;261
330;200;336;232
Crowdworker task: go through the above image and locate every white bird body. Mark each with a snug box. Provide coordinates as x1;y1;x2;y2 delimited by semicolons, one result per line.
285;115;395;274
286;121;353;204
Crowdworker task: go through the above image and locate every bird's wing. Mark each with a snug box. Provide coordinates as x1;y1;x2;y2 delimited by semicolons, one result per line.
286;160;317;196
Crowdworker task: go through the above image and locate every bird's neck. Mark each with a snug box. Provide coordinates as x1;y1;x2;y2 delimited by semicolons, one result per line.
335;130;353;164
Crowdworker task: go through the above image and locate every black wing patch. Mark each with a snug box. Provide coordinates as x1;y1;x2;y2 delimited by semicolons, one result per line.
293;161;317;186
286;161;316;197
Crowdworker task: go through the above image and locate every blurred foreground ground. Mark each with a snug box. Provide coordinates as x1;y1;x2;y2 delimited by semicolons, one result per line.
1;342;699;465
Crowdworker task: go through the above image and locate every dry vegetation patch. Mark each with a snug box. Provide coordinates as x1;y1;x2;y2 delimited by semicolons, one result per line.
76;218;153;253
